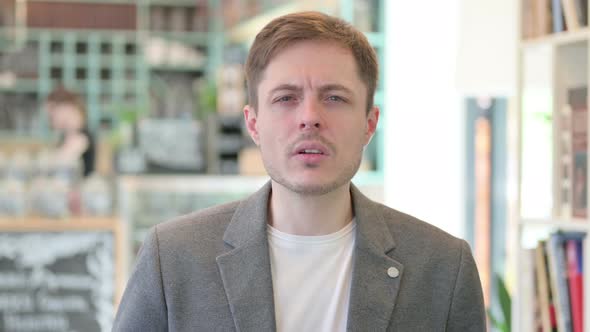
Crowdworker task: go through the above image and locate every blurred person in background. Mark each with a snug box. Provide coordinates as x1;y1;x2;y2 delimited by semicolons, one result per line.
114;11;485;331
45;86;95;177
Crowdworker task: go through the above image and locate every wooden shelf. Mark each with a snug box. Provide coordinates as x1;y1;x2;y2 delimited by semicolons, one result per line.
521;27;590;49
0;216;121;231
520;218;590;231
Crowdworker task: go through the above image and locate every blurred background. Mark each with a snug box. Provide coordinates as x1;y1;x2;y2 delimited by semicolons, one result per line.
0;0;586;331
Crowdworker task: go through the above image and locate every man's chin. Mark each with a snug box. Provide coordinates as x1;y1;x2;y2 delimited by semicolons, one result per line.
273;178;349;196
291;184;336;196
264;158;361;196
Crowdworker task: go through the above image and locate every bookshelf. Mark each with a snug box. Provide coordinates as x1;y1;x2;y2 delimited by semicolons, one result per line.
514;1;590;331
514;220;590;332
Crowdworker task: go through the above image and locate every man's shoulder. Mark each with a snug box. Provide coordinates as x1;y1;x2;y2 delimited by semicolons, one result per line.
154;200;241;242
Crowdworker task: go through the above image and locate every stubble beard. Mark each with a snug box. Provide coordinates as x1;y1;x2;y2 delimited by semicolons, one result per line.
262;148;364;196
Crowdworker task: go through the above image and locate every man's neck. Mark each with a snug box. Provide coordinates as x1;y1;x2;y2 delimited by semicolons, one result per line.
268;181;353;236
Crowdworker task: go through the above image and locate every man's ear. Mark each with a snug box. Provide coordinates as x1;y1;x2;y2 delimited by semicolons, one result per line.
364;105;380;146
244;105;260;145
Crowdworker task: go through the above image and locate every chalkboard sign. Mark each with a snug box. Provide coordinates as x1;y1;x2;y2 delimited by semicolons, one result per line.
0;218;124;332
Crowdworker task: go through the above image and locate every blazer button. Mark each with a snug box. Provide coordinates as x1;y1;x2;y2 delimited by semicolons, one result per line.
387;267;399;278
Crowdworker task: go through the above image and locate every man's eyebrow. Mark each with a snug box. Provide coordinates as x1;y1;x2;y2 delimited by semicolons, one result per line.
268;84;303;95
318;84;354;94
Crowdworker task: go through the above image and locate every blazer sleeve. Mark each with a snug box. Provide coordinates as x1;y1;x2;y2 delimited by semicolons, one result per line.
112;227;168;331
446;240;486;332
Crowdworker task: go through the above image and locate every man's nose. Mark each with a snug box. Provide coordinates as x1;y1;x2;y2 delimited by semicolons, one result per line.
299;99;324;130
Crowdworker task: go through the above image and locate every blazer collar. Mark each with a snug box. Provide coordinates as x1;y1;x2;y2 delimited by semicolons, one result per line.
222;181;398;250
349;183;396;254
222;181;272;248
216;182;275;332
217;181;403;332
347;184;404;331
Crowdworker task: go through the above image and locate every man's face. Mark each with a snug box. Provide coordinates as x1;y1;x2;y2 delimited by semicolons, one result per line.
244;40;379;196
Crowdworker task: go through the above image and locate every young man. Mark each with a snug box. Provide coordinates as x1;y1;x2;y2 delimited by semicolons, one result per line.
114;12;485;331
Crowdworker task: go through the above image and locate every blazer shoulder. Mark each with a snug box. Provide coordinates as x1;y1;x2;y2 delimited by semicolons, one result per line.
154;200;241;244
161;199;239;228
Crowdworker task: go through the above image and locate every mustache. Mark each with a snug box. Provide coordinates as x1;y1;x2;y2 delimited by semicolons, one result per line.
288;134;336;154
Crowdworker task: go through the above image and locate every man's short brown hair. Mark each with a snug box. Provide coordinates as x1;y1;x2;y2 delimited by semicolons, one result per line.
244;11;378;113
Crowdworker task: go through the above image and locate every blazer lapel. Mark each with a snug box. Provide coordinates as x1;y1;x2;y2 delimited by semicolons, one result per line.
216;182;276;332
347;184;403;332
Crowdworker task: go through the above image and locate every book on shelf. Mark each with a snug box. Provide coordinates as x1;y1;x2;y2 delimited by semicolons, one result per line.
535;241;557;332
561;0;589;30
522;0;535;39
565;236;584;332
522;0;553;39
562;0;581;30
528;232;586;332
570;86;587;219
538;0;554;35
547;233;574;331
520;248;539;331
523;0;588;37
576;0;589;26
553;0;567;32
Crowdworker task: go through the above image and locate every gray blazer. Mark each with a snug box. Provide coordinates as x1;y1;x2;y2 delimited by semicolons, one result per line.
113;182;485;331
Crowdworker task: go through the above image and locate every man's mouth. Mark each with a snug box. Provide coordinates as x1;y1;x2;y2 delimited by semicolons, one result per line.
291;138;333;158
299;149;324;155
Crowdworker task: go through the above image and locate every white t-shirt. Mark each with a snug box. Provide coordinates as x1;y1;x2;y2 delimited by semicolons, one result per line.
267;220;356;332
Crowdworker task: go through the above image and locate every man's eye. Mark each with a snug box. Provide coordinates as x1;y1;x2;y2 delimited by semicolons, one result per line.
327;95;345;102
274;96;295;103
